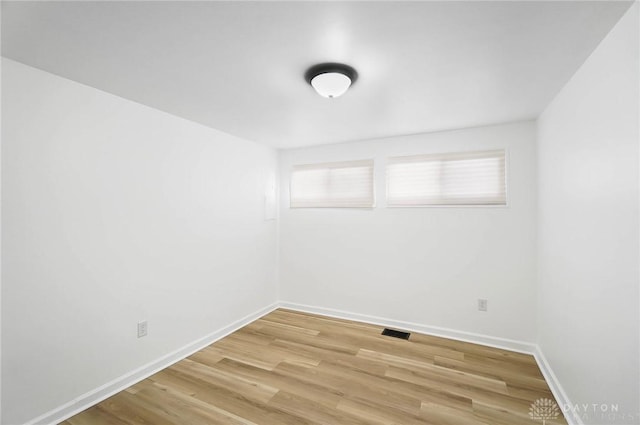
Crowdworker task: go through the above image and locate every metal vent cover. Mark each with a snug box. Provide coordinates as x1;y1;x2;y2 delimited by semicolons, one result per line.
381;328;410;340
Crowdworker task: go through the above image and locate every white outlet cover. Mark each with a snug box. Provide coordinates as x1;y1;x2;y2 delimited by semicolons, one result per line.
478;299;488;312
137;320;148;338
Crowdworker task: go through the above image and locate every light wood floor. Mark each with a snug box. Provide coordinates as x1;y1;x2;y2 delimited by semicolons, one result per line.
62;309;567;425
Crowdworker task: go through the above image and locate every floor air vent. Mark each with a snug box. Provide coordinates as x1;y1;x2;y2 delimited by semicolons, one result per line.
381;328;410;340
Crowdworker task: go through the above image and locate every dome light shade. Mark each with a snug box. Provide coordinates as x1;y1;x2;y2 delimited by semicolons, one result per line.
305;63;358;99
311;72;351;98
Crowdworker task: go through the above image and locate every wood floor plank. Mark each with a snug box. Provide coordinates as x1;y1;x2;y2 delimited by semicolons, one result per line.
268;390;367;425
131;384;255;425
149;368;314;425
65;405;131;425
62;309;567;425
420;402;491;425
213;357;344;408
336;397;434;425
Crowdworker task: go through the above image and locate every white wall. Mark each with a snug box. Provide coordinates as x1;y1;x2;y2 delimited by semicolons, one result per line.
1;59;278;425
537;4;639;424
279;121;538;342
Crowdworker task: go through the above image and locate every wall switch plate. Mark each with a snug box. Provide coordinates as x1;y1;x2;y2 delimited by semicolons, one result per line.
478;299;488;312
137;320;148;338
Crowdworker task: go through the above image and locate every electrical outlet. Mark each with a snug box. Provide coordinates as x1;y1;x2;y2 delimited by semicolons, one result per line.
478;299;488;312
137;320;148;338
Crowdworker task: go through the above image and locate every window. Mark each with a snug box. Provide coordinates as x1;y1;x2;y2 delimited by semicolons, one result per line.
290;159;374;208
386;150;506;206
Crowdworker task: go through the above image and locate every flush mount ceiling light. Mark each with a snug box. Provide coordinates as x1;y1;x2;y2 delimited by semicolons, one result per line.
305;63;358;99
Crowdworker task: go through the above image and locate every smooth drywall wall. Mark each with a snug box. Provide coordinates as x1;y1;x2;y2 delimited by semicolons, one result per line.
279;121;537;342
537;4;639;424
1;59;278;425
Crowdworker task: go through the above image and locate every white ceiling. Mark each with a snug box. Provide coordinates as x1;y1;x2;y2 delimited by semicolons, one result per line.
2;1;632;149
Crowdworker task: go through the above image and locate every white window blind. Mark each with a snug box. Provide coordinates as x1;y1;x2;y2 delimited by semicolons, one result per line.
386;150;506;206
290;159;374;208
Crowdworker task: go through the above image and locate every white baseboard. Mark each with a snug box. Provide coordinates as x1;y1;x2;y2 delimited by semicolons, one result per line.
533;346;584;425
279;301;580;425
22;301;579;425
279;301;536;354
23;303;279;425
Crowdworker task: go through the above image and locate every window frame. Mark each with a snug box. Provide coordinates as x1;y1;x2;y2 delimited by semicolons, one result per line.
385;149;509;208
289;158;376;209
